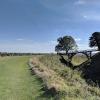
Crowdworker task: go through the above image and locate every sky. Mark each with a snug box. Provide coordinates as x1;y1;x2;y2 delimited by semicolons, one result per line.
0;0;100;53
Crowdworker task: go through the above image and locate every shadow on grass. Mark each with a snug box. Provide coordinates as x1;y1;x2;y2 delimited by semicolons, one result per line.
59;53;100;87
81;53;100;87
39;87;58;99
34;77;59;100
29;68;58;100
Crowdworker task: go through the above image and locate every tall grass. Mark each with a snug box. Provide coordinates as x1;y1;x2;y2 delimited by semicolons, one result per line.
38;55;100;100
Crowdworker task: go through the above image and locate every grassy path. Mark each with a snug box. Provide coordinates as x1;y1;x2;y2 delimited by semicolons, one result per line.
0;56;44;100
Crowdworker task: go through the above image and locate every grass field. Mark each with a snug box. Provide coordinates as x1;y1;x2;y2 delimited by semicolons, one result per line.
0;56;47;100
1;55;100;100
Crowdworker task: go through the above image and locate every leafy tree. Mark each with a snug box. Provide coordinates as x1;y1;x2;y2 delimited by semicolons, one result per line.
55;44;62;53
55;35;78;54
89;32;100;50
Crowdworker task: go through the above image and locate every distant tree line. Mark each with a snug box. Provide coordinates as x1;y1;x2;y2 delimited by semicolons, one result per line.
0;52;34;57
0;52;52;57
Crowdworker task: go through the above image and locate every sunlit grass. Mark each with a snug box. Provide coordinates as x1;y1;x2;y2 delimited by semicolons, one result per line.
37;54;100;100
71;53;88;66
0;56;45;100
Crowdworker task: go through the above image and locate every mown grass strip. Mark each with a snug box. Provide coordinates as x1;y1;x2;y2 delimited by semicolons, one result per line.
0;56;45;100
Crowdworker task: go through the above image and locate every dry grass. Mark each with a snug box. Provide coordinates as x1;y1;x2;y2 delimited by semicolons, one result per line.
37;54;100;100
29;57;68;95
28;54;100;100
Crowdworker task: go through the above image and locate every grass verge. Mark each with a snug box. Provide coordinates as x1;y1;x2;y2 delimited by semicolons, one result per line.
33;54;100;100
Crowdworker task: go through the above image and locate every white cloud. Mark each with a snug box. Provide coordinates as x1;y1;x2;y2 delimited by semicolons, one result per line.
49;40;57;45
75;38;82;42
0;41;94;53
39;0;67;11
77;43;91;50
0;41;56;53
75;0;86;5
75;0;100;5
16;38;24;41
83;14;100;21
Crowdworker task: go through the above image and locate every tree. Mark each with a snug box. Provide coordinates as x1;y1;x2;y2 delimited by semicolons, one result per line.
55;35;77;54
89;32;100;50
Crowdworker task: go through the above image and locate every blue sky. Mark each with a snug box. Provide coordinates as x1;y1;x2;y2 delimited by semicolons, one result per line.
0;0;100;53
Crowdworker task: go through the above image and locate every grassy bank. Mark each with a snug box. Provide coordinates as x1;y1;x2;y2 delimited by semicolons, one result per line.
34;55;100;100
0;56;45;100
